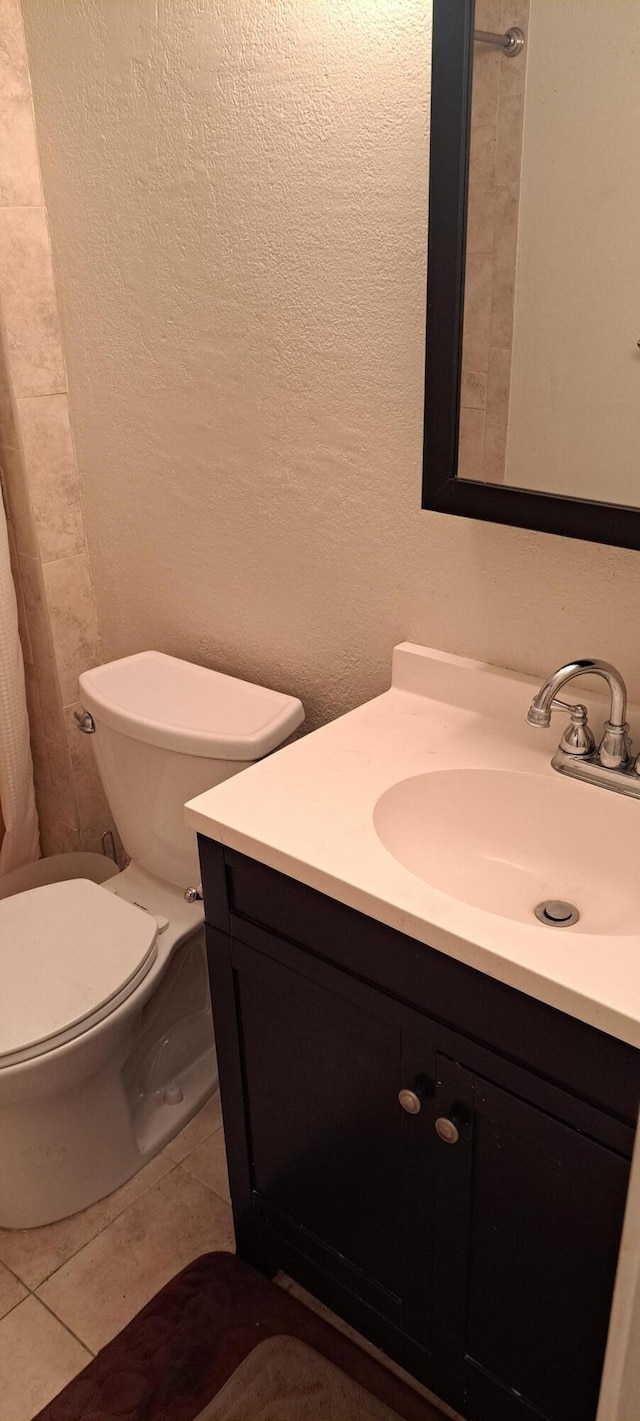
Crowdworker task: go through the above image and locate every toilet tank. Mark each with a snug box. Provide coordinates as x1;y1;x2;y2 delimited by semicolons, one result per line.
79;653;304;889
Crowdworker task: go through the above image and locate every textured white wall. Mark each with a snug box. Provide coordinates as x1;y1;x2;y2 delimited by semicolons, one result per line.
21;0;640;723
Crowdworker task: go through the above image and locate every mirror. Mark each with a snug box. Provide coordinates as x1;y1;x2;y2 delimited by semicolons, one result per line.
422;0;640;549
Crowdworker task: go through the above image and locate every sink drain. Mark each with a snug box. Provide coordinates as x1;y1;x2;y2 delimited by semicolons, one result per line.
534;900;580;927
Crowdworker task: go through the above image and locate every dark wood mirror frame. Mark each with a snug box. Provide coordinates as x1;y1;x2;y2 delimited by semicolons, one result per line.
422;0;640;551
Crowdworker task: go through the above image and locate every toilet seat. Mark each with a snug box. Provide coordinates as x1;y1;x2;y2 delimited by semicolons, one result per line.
0;879;157;1069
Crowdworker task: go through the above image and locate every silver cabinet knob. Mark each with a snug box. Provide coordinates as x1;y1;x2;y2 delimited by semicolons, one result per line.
399;1088;422;1115
435;1116;460;1144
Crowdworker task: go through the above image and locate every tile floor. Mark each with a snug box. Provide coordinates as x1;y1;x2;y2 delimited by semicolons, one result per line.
0;1092;460;1421
0;1093;232;1421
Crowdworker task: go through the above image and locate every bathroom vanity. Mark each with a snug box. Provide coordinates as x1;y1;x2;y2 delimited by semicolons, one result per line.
186;645;640;1421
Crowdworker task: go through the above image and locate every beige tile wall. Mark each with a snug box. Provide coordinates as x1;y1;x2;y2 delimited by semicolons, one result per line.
0;0;116;861
459;0;530;482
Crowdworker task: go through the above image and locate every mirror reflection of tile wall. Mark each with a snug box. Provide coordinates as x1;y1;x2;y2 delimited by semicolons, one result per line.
459;0;529;484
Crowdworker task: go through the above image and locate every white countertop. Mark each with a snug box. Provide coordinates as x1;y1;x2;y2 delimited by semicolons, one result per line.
185;643;640;1050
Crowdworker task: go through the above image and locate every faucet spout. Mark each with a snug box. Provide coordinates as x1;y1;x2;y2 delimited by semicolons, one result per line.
527;659;627;730
527;659;631;775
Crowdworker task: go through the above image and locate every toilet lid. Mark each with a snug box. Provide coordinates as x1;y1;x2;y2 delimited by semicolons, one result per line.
0;879;158;1068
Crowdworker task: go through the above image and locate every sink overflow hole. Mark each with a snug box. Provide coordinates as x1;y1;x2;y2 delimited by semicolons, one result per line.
534;900;580;928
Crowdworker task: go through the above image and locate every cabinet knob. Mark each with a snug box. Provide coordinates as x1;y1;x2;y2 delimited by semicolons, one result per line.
398;1088;422;1115
435;1116;460;1145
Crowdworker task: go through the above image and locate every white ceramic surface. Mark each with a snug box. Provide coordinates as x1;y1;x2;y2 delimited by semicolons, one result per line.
374;767;640;934
0;650;302;1226
0;866;213;1229
185;642;640;1049
0;879;157;1066
83;651;304;885
88;719;247;886
80;651;304;758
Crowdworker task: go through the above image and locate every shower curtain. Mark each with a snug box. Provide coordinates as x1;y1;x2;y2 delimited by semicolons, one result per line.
0;494;39;874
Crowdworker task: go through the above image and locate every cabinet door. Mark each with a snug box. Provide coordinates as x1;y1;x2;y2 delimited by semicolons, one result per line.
229;937;437;1330
433;1056;631;1421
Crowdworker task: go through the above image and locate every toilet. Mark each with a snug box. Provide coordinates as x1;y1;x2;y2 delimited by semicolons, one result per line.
0;651;303;1229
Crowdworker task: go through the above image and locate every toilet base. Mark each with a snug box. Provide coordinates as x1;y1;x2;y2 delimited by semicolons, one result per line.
0;909;217;1230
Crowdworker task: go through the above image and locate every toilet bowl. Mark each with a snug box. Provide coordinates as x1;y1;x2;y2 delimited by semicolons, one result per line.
0;850;119;900
0;651;303;1229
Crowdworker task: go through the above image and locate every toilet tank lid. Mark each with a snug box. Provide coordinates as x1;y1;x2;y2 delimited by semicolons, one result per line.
79;652;304;759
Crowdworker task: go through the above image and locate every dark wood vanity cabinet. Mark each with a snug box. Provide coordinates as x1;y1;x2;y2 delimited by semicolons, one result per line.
198;836;640;1421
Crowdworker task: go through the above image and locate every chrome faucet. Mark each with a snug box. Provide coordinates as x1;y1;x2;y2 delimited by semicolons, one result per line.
526;659;640;799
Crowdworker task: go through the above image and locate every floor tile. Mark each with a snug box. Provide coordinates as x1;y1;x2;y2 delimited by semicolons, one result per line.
38;1165;235;1352
0;1150;175;1289
0;1261;27;1320
162;1091;223;1163
0;1296;90;1421
181;1127;231;1204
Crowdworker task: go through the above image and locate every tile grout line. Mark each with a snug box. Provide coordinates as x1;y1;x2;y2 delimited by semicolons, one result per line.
30;1141;225;1289
0;1157;182;1292
175;1159;231;1211
163;1119;224;1167
0;1116;223;1294
0;1293;30;1325
0;1102;229;1421
34;1179;180;1287
24;1291;95;1358
0;1256;28;1291
33;1157;235;1360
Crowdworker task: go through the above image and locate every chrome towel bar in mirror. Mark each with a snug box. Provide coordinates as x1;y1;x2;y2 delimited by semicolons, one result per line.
474;26;526;56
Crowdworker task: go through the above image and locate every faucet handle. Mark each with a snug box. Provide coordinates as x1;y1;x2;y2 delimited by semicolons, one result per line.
555;702;596;758
599;720;632;770
526;695;595;757
526;696;587;729
550;697;587;715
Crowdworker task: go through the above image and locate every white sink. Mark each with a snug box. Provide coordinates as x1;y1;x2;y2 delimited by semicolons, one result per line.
374;767;640;935
186;642;640;1049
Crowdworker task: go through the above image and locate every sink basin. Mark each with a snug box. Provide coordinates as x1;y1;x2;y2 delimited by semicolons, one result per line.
374;768;640;934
